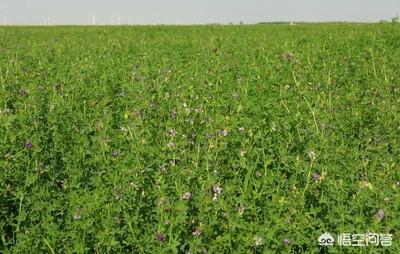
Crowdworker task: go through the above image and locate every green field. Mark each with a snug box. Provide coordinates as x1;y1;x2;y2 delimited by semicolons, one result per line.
0;24;399;253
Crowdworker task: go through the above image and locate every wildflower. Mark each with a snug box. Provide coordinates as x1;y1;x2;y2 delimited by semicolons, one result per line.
312;172;321;181
24;140;34;149
308;151;316;161
283;238;290;246
212;185;222;201
156;232;166;242
112;150;120;157
213;185;222;195
218;129;228;137
238;127;245;132
253;235;264;246
171;110;177;119
182;192;192;200
240;150;247;157
120;126;128;133
73;208;83;220
168;129;177;137
192;228;202;237
19;88;29;96
375;209;384;223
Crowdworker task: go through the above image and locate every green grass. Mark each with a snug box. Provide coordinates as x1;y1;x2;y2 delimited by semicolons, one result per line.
0;24;399;253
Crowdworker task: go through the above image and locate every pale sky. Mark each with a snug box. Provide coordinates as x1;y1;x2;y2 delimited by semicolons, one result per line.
0;0;399;25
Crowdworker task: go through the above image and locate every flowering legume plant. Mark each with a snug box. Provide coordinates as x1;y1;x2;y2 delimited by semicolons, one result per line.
0;24;399;253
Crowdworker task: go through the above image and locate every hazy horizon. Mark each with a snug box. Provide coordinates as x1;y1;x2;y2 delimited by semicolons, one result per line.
0;0;399;25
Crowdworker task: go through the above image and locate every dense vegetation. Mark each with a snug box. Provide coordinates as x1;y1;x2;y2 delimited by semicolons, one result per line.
0;24;399;253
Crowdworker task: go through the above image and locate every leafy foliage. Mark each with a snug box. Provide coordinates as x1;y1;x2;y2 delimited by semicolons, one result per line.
0;24;399;253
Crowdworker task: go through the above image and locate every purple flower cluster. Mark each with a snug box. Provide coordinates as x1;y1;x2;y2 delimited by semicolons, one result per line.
212;185;222;201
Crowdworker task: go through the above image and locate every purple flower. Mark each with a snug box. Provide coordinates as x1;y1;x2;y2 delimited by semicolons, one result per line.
218;129;228;137
24;141;34;149
156;232;166;242
283;238;290;246
213;185;222;195
212;185;222;201
312;172;321;181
